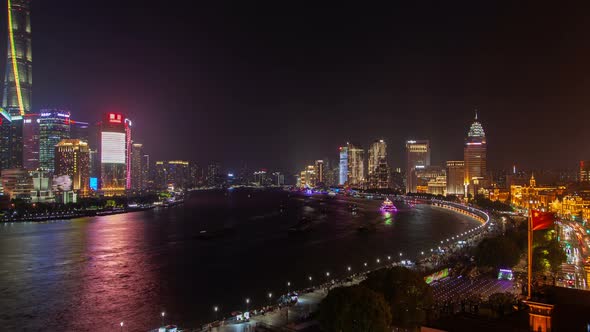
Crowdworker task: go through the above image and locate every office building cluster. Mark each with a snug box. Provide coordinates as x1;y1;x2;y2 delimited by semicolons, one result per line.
0;1;204;203
296;113;489;196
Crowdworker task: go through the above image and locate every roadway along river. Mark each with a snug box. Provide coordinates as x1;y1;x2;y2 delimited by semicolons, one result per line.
0;189;481;331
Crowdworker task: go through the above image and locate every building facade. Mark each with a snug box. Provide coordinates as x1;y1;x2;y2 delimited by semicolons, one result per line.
446;160;465;196
55;139;89;194
405;140;431;193
315;160;324;185
367;139;389;189
99;113;129;195
338;146;348;185
0;0;32;170
39;109;71;172
464;112;487;194
131;143;143;190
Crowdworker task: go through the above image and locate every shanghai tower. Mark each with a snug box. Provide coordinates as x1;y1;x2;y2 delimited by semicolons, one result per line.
0;0;32;170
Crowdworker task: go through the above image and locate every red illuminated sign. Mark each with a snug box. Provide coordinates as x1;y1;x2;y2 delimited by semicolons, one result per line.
108;113;122;123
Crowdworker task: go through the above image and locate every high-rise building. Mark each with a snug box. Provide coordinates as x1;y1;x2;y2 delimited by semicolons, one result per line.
405;140;431;193
446;160;465;196
142;154;151;189
580;160;590;183
70;120;90;143
0;110;23;170
348;143;364;187
22;113;39;170
131;143;143;190
154;160;190;190
464;112;487;194
0;0;32;171
338;146;348;185
207;162;222;187
1;167;32;200
55;139;90;194
368;139;389;189
39;109;71;172
315;160;324;185
3;0;32;117
99;113;130;195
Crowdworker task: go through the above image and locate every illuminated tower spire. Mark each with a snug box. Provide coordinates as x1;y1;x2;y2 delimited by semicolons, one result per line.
3;0;32;116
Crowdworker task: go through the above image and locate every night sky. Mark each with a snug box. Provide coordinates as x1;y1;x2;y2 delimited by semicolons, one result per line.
3;1;590;172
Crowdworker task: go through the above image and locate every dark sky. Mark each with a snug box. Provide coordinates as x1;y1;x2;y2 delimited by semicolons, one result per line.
5;1;590;172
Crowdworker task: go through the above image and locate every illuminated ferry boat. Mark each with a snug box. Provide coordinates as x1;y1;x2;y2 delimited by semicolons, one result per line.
380;198;397;212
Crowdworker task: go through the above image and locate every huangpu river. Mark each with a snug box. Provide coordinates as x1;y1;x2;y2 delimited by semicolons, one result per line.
0;189;480;331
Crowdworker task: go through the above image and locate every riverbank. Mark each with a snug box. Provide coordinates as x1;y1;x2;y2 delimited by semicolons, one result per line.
169;196;496;332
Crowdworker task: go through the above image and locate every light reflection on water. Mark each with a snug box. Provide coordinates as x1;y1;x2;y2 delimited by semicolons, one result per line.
0;190;479;331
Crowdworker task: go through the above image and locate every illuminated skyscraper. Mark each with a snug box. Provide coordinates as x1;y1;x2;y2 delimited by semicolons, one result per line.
338;146;348;185
315;160;324;185
405;140;430;193
348;144;364;187
99;113;130;195
39;110;71;172
131;143;143;190
22;112;39;170
446;160;465;195
464;112;487;193
0;1;32;170
55;139;90;194
368;139;389;189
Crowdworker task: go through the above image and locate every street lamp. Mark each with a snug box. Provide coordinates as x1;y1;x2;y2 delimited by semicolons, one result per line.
120;322;124;332
308;276;313;288
268;292;273;306
287;281;291;294
376;258;380;264
246;298;250;312
214;306;218;321
161;312;165;327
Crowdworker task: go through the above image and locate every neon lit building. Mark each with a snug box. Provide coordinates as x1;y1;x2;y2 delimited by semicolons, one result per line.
464;111;487;194
99;113;130;195
0;1;32;170
405;140;430;193
55;139;90;194
39;109;71;172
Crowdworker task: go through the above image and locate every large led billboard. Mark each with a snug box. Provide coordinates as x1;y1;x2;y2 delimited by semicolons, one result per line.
101;132;126;164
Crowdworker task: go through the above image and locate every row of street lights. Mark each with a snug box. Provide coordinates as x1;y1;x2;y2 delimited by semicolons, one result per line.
138;206;490;330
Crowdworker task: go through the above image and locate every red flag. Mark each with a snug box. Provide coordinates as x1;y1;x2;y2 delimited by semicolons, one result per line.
531;210;555;231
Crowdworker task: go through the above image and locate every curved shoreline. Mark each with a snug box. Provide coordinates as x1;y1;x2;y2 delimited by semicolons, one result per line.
186;196;493;331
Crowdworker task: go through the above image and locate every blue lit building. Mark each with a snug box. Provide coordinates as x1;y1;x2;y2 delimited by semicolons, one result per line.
339;146;348;185
39;109;71;172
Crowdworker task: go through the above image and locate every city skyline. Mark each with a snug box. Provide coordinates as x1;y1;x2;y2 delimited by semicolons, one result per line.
0;1;586;171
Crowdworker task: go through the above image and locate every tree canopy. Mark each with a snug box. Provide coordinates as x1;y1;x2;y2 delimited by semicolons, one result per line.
360;266;433;328
318;285;392;332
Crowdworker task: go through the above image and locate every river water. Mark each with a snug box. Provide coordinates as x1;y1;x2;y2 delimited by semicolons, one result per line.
0;189;480;331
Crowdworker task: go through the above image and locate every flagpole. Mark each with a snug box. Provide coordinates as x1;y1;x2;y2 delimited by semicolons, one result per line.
527;204;533;300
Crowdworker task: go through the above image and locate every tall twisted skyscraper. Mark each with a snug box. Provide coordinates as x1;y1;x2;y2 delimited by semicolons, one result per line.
0;0;32;170
3;0;32;116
